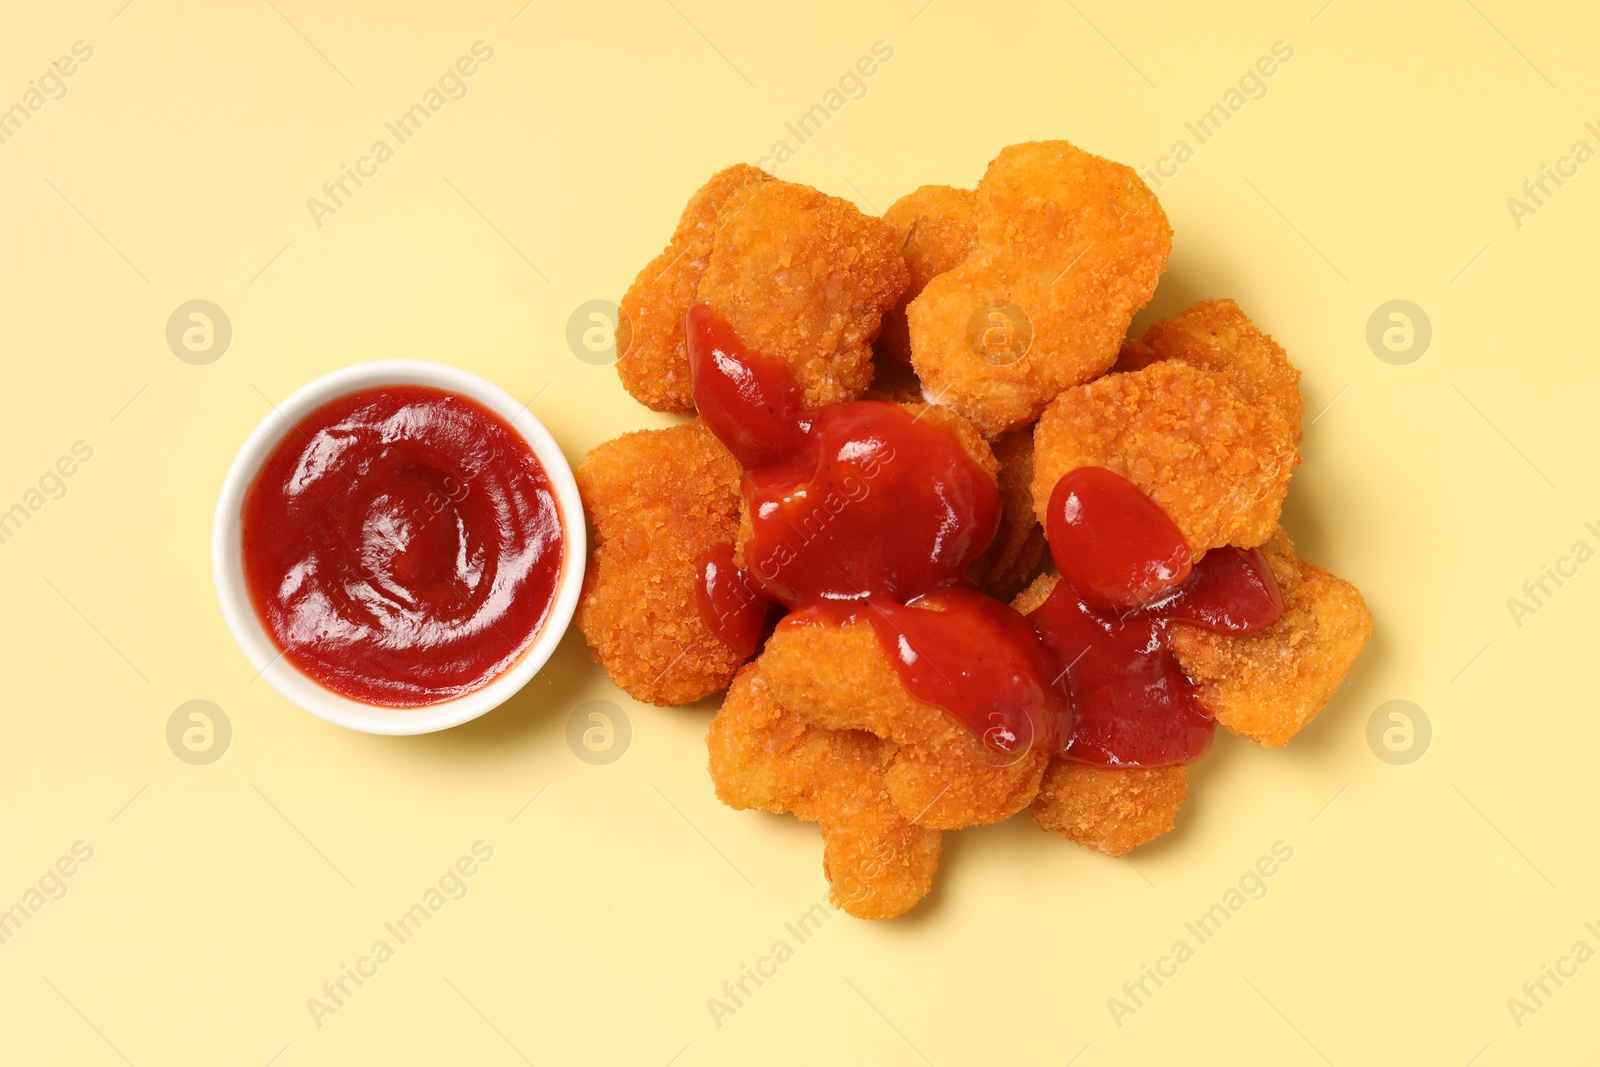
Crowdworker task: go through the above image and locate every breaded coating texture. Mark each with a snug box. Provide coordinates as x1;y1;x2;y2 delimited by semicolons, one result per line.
760;616;1049;829
1030;762;1188;856
976;427;1045;601
617;165;772;412
707;662;942;919
576;420;746;705
876;185;979;363
1009;570;1057;616
1031;362;1298;555
1117;299;1305;443
1168;529;1372;746
908;141;1172;437
700;180;909;408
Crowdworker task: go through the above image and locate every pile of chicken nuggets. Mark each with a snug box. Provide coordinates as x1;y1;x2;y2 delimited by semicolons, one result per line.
577;140;1371;919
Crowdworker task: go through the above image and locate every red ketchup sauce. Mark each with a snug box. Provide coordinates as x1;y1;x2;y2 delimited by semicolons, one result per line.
1030;471;1284;765
240;385;564;707
686;304;1284;766
687;303;1058;755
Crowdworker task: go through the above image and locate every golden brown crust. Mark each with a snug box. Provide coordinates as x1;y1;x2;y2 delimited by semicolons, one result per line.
1009;571;1058;616
876;185;979;363
706;662;942;919
1117;299;1304;443
576;420;747;705
1169;530;1372;747
976;426;1046;601
699;180;909;408
1030;762;1188;855
1030;362;1298;555
760;615;1048;829
617;165;772;413
908;141;1172;437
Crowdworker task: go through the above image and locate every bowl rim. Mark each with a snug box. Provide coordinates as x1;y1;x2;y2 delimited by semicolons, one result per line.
211;359;585;735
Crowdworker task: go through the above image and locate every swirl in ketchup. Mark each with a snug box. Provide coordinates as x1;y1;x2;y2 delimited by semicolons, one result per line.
240;385;564;707
686;304;1284;767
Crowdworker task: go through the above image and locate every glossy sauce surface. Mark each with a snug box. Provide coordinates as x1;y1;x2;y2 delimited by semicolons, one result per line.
1032;472;1284;765
694;541;772;662
687;304;1283;766
241;385;564;706
689;304;1054;753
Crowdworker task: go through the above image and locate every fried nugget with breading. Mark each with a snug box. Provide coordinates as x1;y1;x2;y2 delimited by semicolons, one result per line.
1031;362;1298;555
975;427;1046;601
1117;299;1305;443
699;180;908;408
1168;529;1372;746
617;165;772;413
707;661;942;919
907;141;1172;437
760;616;1049;829
1030;761;1189;856
576;420;747;705
876;185;978;363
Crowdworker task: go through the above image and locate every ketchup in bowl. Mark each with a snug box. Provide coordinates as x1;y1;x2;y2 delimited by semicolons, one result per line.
239;385;564;707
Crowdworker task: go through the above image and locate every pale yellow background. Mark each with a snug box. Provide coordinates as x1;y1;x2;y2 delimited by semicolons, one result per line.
2;0;1596;1063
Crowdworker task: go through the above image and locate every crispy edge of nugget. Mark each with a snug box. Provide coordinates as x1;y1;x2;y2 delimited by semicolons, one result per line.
1117;298;1305;444
759;615;1049;830
699;179;909;408
576;420;747;705
1029;761;1189;856
1168;529;1372;747
907;140;1173;437
875;185;979;364
707;661;942;919
1030;361;1298;555
617;164;773;413
976;426;1046;601
1010;570;1057;615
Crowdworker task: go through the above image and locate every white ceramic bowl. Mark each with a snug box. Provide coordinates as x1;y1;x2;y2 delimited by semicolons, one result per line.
212;360;585;735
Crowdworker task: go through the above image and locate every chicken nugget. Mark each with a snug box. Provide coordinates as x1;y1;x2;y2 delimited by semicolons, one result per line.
760;615;1049;829
1031;362;1298;555
975;427;1046;601
700;180;908;408
1117;299;1304;442
876;185;979;363
707;662;942;919
576;420;747;705
1030;761;1188;856
908;141;1172;437
1168;529;1372;746
617;165;772;413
